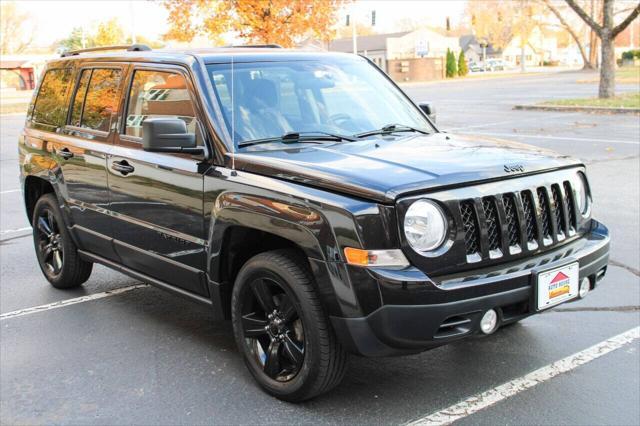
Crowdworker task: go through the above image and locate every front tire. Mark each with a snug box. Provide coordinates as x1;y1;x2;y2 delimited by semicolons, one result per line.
231;250;347;402
32;193;93;289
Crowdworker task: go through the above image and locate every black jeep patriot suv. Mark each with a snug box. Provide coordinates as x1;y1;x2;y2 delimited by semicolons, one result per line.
19;45;610;401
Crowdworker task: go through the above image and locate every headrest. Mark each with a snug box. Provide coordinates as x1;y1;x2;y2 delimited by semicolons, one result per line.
244;78;278;108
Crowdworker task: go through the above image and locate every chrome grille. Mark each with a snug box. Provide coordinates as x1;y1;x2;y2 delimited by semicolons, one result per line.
537;188;552;240
551;185;566;238
460;201;480;256
482;198;501;252
502;194;521;248
563;180;577;231
521;190;538;244
460;181;576;262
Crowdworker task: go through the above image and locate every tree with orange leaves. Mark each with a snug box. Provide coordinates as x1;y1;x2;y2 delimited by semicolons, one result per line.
163;0;348;47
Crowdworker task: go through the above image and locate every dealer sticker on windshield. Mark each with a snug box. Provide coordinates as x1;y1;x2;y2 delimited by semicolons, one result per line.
536;262;580;310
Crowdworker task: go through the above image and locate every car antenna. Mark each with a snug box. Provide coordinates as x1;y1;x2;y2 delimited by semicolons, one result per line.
231;55;237;176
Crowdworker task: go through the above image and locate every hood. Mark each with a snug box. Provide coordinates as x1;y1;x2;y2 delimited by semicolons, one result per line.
232;133;581;203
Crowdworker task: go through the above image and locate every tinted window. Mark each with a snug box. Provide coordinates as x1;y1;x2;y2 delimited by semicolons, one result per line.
70;69;91;127
32;68;72;126
125;70;196;138
80;68;122;132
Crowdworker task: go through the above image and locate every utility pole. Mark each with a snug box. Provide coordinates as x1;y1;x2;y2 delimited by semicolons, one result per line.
352;15;357;54
129;0;137;44
520;0;526;73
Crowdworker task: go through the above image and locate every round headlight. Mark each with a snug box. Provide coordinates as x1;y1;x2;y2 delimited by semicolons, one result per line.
404;200;447;252
574;172;589;215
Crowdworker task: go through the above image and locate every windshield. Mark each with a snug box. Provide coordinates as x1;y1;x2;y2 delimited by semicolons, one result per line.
206;58;434;149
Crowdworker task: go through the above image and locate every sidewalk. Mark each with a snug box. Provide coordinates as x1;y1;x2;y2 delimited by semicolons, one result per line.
0;89;32;115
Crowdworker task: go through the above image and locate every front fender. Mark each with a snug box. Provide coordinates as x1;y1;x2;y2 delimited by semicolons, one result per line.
203;168;384;319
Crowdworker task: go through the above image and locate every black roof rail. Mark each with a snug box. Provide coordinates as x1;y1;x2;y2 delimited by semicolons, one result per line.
224;44;283;49
60;44;151;58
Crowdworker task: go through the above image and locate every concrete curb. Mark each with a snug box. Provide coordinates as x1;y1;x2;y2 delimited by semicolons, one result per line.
513;104;640;115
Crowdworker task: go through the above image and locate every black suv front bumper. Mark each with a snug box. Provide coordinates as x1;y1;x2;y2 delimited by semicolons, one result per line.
331;220;609;357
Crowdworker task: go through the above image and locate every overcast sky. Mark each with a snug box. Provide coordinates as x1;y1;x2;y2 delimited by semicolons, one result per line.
16;0;469;48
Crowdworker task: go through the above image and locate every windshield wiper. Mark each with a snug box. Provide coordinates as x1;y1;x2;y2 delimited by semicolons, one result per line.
355;124;430;139
238;131;355;148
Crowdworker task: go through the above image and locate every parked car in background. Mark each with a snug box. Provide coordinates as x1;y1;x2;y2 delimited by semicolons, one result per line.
468;61;484;72
485;58;507;71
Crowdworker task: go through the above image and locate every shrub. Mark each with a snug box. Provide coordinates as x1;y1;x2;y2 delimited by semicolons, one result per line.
621;49;640;60
446;49;457;78
458;50;468;76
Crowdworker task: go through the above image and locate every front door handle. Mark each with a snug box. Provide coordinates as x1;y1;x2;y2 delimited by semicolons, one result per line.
58;147;74;159
111;160;135;175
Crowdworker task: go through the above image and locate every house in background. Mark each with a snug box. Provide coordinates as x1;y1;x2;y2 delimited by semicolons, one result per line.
0;57;38;90
459;35;501;64
385;28;460;60
328;31;409;72
502;27;558;68
328;28;458;82
614;17;639;59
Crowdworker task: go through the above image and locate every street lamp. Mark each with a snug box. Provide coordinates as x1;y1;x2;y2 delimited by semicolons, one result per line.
479;38;488;72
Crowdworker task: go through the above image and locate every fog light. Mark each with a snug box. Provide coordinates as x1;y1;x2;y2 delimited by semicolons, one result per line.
579;277;590;298
480;309;498;334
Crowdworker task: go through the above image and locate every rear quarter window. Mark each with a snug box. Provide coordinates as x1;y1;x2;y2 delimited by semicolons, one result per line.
32;68;73;127
79;68;122;132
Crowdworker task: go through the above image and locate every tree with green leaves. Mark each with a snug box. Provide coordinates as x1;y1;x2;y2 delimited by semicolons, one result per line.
458;51;468;77
446;49;457;78
57;27;89;52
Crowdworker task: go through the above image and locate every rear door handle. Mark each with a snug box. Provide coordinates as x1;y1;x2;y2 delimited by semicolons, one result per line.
58;147;74;159
111;160;135;175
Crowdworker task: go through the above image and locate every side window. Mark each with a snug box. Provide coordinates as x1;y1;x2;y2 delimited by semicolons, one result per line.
32;68;72;126
125;70;196;139
80;68;122;132
70;69;91;127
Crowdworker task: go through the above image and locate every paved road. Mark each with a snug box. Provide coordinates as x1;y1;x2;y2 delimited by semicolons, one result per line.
1;70;639;425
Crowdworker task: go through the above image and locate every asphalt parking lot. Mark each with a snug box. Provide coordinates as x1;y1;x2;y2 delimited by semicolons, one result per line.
1;70;639;425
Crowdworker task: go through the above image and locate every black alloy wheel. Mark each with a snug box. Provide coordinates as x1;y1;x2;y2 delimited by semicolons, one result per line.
231;250;347;402
240;276;305;382
32;193;93;289
36;208;64;276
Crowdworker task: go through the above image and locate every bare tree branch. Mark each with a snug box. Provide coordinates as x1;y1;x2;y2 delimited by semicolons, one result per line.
612;2;640;37
565;0;603;35
542;0;592;68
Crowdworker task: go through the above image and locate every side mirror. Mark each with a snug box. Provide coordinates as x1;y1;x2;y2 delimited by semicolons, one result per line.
418;102;436;123
142;118;203;154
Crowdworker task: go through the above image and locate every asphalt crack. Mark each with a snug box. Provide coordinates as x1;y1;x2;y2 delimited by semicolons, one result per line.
609;259;640;277
547;306;640;313
0;233;31;244
585;154;640;164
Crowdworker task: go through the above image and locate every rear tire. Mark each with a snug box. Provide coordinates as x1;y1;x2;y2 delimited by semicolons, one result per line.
231;249;347;402
32;193;93;289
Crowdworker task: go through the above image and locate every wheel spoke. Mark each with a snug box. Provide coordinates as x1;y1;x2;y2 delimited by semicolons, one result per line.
282;334;304;367
47;210;57;233
264;340;282;379
251;279;276;313
278;294;297;322
53;250;63;272
37;216;53;237
42;244;53;261
242;312;268;338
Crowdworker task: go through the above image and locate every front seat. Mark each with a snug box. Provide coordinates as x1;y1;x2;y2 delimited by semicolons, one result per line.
242;78;292;138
